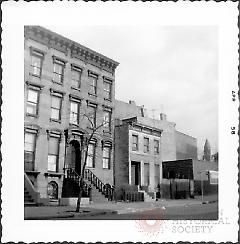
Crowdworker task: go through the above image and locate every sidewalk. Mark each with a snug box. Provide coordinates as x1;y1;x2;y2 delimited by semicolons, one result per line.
24;205;117;220
25;195;217;219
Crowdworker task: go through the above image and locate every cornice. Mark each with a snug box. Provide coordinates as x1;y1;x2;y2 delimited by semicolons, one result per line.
25;26;119;74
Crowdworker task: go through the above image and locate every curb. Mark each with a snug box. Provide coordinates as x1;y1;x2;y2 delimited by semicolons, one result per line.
25;210;117;220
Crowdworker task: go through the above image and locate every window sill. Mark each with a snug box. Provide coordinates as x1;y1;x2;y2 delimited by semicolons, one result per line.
26;113;38;118
71;86;81;92
88;93;97;98
104;98;112;102
25;170;41;176
29;73;41;79
69;122;79;127
44;172;63;178
52;79;63;85
50;118;61;123
102;168;110;170
103;130;112;135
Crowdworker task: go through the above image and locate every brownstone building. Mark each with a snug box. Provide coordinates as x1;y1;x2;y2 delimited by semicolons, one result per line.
24;26;119;204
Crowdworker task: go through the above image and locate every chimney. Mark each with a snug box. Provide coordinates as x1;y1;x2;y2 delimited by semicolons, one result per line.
129;100;136;105
160;113;167;121
140;105;145;117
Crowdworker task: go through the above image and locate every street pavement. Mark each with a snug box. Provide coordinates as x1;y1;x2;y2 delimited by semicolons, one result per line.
24;194;218;220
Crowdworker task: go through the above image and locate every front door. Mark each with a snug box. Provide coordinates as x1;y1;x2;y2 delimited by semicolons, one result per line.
70;140;81;175
131;161;141;185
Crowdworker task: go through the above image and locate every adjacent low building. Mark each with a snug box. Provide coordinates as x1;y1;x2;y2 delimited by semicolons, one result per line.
114;100;200;198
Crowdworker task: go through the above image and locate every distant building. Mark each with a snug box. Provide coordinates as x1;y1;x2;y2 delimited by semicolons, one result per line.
203;139;211;161
24;26;119;204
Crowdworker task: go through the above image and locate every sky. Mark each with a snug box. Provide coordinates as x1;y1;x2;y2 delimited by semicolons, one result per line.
45;25;218;155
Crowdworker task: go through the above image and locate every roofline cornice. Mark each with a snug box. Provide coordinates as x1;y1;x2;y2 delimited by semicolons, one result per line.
24;26;119;74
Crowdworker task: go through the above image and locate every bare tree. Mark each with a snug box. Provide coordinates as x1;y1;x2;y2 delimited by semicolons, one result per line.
75;110;111;212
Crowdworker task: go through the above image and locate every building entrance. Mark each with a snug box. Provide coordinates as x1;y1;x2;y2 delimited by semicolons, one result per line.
69;140;81;175
131;161;141;186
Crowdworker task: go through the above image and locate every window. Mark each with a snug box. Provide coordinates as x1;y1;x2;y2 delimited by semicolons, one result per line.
53;59;65;84
24;132;37;171
70;101;80;125
88;105;97;127
103;109;111;132
154;139;160;154
48;137;60;172
132;135;138;151
26;89;39;116
71;67;82;88
30;49;43;77
51;95;62;121
86;143;95;167
103;146;111;169
144;137;150;153
103;80;112;100
89;74;97;95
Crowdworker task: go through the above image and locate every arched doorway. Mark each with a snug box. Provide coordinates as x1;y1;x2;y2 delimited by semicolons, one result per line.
69;140;81;175
47;181;58;199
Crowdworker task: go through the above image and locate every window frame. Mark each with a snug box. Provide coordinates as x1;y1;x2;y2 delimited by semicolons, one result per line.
144;137;150;153
103;78;112;101
69;100;80;125
102;146;111;169
24;129;37;171
86;142;96;168
154;139;160;154
71;65;82;89
52;57;65;84
47;135;60;172
50;91;63;122
30;48;44;77
103;107;112;132
88;72;98;96
87;103;97;128
132;134;139;151
26;88;40;116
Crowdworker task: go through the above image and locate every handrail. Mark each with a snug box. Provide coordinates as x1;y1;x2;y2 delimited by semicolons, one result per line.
64;167;114;201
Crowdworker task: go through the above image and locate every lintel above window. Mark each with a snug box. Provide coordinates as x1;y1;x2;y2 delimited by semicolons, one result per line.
88;70;99;78
102;105;112;112
26;81;44;91
69;94;82;103
52;56;67;66
71;63;83;72
103;76;113;83
86;100;98;107
30;46;45;58
50;88;65;97
46;129;62;139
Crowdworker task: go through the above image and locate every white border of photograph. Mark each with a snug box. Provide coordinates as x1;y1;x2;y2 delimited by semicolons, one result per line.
1;1;239;243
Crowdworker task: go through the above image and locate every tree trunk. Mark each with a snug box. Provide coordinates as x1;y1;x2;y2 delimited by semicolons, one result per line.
76;178;83;212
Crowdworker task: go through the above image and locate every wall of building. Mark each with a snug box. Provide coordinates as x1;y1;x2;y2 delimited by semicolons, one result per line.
24;27;118;198
129;128;162;192
175;131;197;160
115;100;177;161
114;124;130;186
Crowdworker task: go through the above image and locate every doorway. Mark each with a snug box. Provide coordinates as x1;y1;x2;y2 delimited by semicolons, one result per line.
131;161;141;186
70;140;81;175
